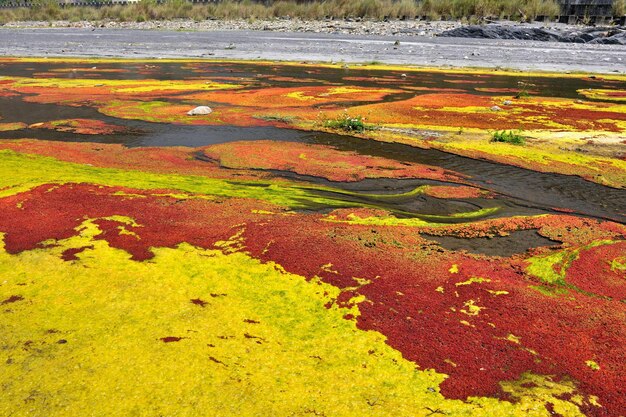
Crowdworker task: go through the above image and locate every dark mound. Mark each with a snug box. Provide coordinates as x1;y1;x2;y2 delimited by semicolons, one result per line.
439;24;626;44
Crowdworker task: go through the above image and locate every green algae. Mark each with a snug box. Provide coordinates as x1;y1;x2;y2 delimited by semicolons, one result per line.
0;150;496;224
525;240;618;286
326;207;500;227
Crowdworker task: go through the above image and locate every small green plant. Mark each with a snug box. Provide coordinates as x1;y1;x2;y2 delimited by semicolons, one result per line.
515;81;535;99
323;112;371;133
253;115;295;123
491;130;526;145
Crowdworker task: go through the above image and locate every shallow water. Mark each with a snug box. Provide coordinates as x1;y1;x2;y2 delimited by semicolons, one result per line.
423;229;561;257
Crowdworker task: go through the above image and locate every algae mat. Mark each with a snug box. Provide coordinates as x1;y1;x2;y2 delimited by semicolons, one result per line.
0;58;624;417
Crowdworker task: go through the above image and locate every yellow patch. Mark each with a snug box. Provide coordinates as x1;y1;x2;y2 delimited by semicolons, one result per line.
460;300;484;316
455;276;491;286
0;223;592;416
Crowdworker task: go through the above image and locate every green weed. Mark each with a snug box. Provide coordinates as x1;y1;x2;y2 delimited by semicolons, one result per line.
323;112;372;133
490;130;526;145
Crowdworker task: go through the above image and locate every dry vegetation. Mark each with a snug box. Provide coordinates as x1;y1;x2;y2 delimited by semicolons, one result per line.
0;0;563;24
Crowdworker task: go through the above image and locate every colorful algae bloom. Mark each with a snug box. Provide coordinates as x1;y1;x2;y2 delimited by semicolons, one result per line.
0;58;624;417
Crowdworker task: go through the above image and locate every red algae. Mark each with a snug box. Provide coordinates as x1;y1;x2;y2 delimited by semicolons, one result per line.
1;295;24;304
0;140;256;180
0;183;277;260
1;175;624;414
239;211;626;414
160;337;185;343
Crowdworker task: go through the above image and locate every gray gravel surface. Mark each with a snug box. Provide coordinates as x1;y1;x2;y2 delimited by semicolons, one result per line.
0;27;625;73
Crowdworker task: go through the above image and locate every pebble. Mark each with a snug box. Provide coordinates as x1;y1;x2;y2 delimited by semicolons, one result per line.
1;18;460;38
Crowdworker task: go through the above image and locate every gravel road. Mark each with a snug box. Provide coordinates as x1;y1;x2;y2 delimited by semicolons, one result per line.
0;27;625;73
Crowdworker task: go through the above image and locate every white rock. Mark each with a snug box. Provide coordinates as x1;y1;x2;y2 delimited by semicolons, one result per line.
187;106;213;116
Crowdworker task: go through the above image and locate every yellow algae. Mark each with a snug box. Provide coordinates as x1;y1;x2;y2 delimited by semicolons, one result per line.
320;263;339;274
436;286;445;293
577;88;626;102
0;226;591;417
585;360;600;371
443;140;626;170
284;91;317;101
327;86;395;95
589;396;602;408
449;264;459;274
498;373;598;417
353;277;372;286
487;290;510;296
456;277;491;286
366;128;626;188
507;334;521;344
214;227;246;254
325;207;499;227
610;256;626;273
460;300;484;316
4;76;241;93
112;190;148;199
0;149;422;213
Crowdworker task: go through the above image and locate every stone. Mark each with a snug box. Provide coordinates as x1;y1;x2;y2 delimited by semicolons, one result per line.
490;106;502;112
187;106;213;116
502;100;513;105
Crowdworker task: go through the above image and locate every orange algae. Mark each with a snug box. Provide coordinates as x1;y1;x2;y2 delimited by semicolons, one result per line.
202;140;465;183
29;119;130;135
0;59;624;189
330;93;626;132
0;122;27;132
184;85;402;108
0;140;257;180
422;185;491;199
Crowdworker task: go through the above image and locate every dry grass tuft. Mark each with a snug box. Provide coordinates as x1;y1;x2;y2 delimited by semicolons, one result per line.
0;0;565;24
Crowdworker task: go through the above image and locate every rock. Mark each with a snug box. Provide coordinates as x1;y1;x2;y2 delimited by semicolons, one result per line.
439;24;626;45
490;106;502;112
502;100;513;105
187;106;213;116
